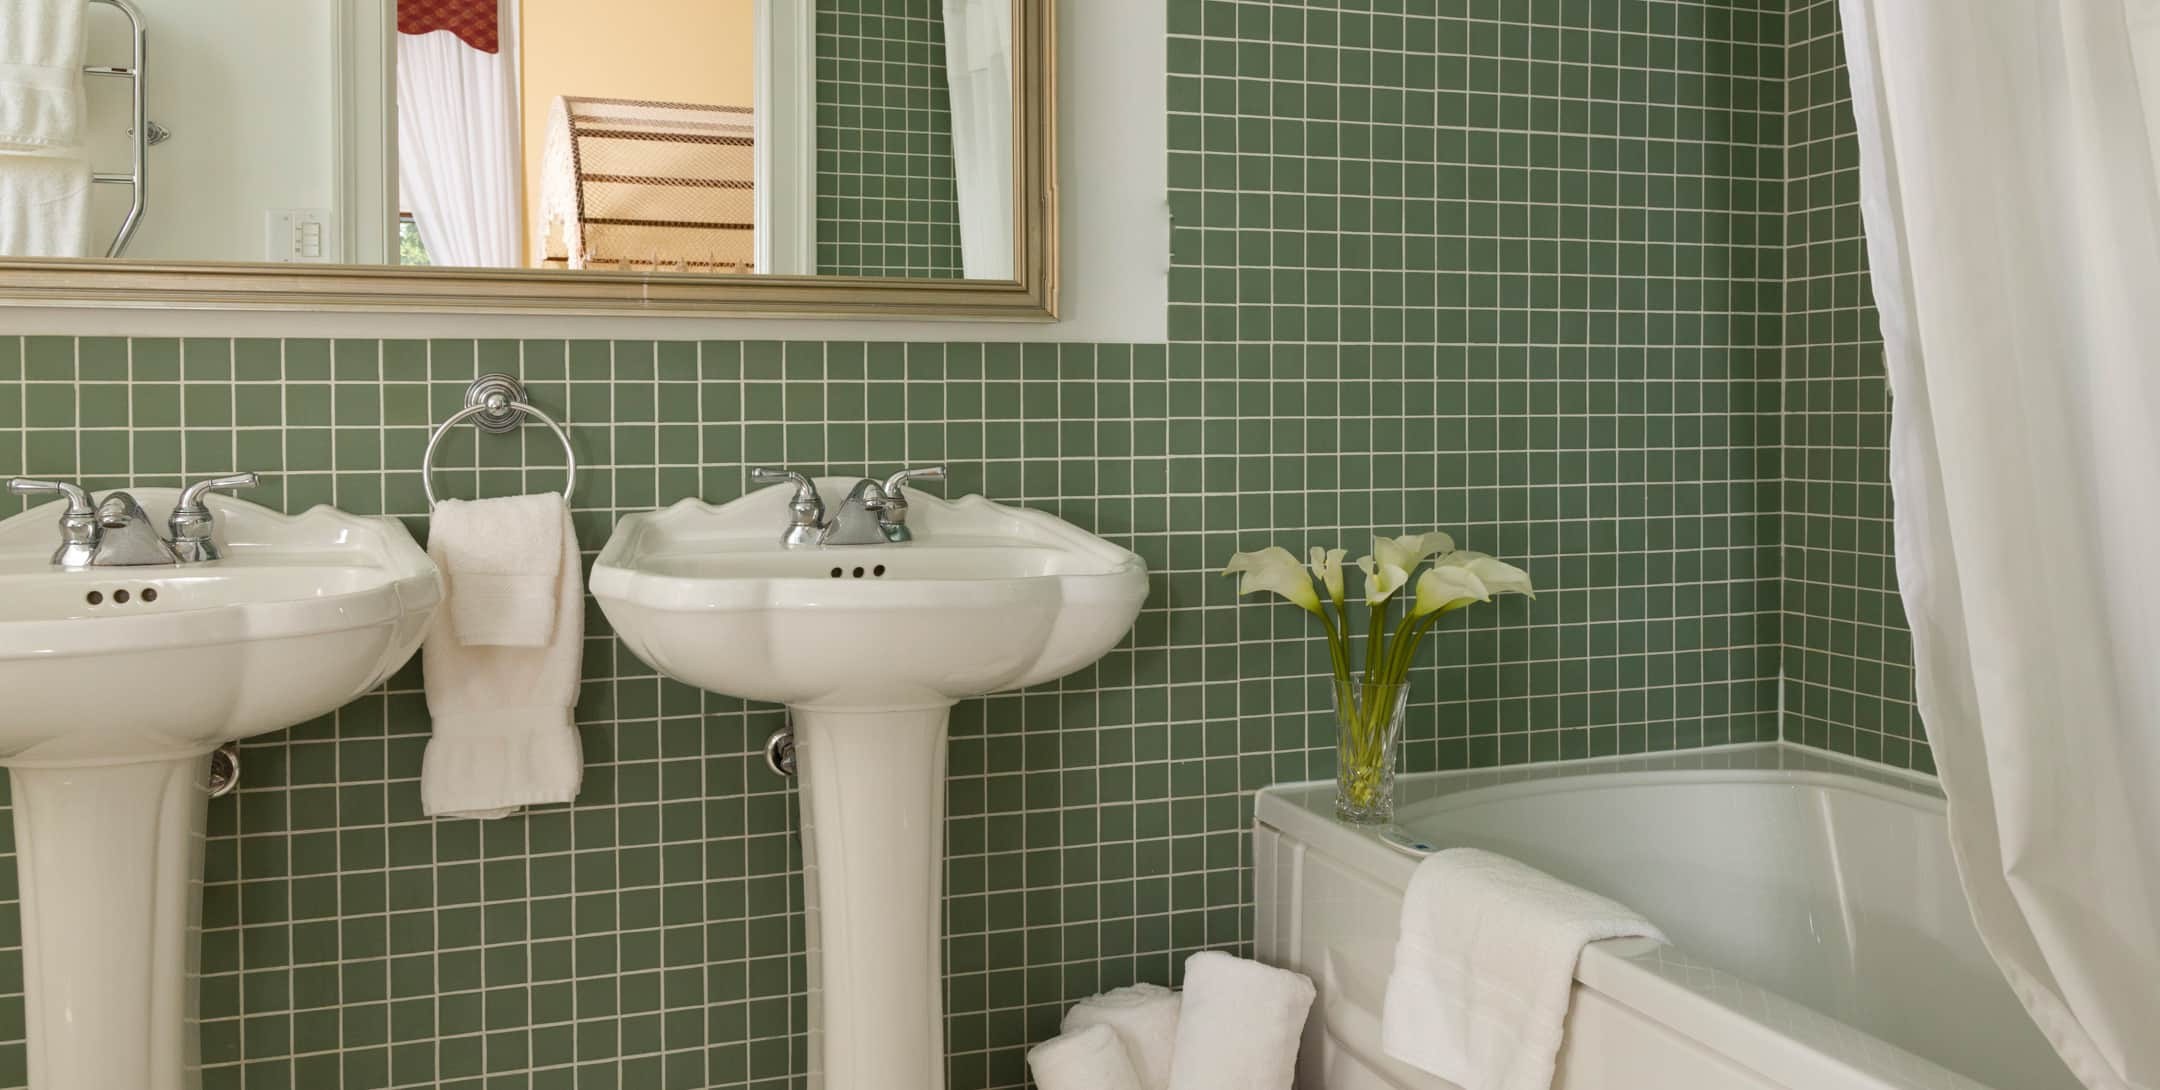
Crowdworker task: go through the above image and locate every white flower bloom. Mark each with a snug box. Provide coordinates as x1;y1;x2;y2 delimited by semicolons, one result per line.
1308;546;1348;604
1356;554;1411;604
1224;546;1322;614
1411;565;1491;618
1435;550;1537;599
1373;531;1457;573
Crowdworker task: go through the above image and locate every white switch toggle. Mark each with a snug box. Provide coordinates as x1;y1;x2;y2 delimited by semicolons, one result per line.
266;209;335;263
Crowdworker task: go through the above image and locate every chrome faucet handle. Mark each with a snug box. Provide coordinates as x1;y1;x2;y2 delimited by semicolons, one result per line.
875;466;945;543
170;472;260;563
175;472;259;512
881;465;946;497
8;478;100;568
8;477;94;514
750;467;828;548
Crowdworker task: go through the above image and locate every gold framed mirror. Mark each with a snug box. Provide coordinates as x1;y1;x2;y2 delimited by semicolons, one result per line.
0;0;1055;319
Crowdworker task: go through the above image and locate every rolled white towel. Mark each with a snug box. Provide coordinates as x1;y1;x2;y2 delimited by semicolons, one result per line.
1028;1023;1143;1090
1166;951;1315;1090
1063;983;1182;1090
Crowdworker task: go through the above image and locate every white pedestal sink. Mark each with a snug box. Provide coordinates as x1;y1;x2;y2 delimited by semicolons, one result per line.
0;491;440;1090
592;481;1148;1090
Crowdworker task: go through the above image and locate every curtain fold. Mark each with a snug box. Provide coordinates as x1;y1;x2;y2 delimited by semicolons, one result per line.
941;0;1014;280
396;27;519;268
1837;2;2160;1088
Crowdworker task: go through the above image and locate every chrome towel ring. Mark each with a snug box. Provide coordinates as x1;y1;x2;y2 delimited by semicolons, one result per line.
421;373;577;509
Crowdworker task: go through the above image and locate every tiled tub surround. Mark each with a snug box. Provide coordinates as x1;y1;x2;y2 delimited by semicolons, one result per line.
1779;0;1923;770
0;0;1896;1088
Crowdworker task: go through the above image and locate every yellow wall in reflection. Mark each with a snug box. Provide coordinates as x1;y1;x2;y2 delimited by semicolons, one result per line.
517;0;758;264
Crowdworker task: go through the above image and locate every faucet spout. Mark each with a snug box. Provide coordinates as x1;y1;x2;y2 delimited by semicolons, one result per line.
88;492;181;568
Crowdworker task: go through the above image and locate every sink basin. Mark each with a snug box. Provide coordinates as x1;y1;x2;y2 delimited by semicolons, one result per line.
593;480;1147;1090
0;490;440;1090
593;487;1146;708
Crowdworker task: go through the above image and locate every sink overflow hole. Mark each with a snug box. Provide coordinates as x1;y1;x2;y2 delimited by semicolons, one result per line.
827;566;890;579
86;587;159;606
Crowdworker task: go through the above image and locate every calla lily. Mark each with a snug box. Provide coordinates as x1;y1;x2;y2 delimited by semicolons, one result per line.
1410;565;1491;618
1435;550;1537;599
1223;546;1323;614
1356;555;1410;603
1309;546;1348;604
1372;532;1457;573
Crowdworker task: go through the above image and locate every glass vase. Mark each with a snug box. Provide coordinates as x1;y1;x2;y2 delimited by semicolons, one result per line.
1333;672;1408;824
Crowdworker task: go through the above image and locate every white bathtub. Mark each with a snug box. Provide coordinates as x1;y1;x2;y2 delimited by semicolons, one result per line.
1253;743;2079;1090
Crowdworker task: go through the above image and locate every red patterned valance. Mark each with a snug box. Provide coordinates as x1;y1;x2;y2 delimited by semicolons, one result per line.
399;0;499;53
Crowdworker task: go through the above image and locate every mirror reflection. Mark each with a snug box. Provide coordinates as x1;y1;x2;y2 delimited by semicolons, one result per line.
0;0;1018;279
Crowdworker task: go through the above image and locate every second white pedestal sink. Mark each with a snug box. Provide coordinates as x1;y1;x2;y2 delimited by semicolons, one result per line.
592;480;1148;1090
0;490;440;1090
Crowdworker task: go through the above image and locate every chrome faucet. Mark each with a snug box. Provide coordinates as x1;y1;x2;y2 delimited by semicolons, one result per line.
8;473;260;569
749;466;946;548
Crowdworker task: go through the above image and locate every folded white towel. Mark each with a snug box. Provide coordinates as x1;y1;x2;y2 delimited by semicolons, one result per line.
0;148;89;258
0;0;87;151
430;495;567;646
1028;1024;1143;1090
1166;951;1314;1090
1063;983;1181;1090
1381;848;1667;1090
421;498;583;818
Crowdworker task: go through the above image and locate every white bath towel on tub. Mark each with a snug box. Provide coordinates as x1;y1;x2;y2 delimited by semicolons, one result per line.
1381;847;1667;1090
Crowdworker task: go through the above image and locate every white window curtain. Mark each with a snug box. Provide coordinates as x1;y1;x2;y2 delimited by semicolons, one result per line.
396;27;519;268
941;0;1013;280
1837;2;2160;1088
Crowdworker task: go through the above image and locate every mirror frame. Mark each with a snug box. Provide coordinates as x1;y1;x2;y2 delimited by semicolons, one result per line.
0;0;1056;321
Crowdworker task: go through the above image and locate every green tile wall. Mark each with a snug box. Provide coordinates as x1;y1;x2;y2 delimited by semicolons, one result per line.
1779;0;1925;771
816;0;966;279
0;1;1853;1088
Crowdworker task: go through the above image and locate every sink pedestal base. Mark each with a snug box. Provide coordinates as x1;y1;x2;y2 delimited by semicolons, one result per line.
792;703;952;1090
10;756;208;1090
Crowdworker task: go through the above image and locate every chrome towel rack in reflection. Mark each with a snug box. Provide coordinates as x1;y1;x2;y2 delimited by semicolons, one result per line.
86;0;165;258
420;374;577;509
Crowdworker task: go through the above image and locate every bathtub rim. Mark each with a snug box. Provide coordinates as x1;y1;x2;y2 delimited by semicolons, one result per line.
1254;741;2001;1090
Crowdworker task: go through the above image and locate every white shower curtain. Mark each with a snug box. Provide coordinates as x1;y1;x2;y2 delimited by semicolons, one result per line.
942;0;1014;280
1837;2;2160;1088
397;28;520;268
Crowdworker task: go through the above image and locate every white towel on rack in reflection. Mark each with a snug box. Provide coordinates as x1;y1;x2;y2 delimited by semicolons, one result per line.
0;0;87;151
421;496;584;819
0;148;90;257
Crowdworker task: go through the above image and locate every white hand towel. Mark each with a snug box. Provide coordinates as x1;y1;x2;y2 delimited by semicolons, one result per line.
430;495;567;646
1166;951;1314;1090
1028;1024;1143;1090
0;0;87;151
0;149;90;258
421;498;583;818
1380;848;1667;1090
1063;983;1182;1090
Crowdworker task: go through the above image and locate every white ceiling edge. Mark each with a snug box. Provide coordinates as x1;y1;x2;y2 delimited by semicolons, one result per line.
0;0;1170;346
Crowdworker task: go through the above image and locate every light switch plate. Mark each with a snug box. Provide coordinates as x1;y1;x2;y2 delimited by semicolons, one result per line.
265;209;335;263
